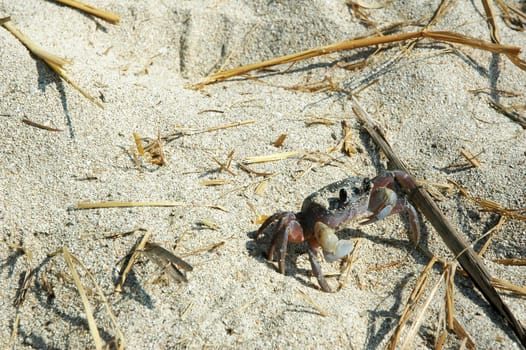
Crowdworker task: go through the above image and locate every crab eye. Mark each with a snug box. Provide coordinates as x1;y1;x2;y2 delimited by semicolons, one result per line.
339;188;348;204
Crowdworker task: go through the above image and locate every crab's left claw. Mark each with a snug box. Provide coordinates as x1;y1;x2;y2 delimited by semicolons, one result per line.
361;173;421;245
362;187;398;224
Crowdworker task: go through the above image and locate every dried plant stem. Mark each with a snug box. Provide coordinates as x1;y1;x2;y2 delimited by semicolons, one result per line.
195;29;524;87
2;20;103;108
400;269;446;350
388;257;437;350
481;0;500;43
46;60;104;108
22;118;63;132
77;201;217;209
453;317;476;349
296;289;329;317
115;231;151;293
449;180;526;220
477;216;506;257
62;247;103;350
445;262;457;330
244;151;301;164
491;278;526;296
2;21;69;66
51;0;120;24
5;313;20;350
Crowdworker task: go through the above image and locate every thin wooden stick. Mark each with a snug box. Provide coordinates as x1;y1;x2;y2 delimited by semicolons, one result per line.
352;97;526;346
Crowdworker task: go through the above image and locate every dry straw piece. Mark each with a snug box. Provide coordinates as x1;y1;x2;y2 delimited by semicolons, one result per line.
296;289;329;317
243;151;301;164
60;247;125;349
1;19;103;108
194;29;525;88
115;231;151;294
51;0;120;24
78;200;214;209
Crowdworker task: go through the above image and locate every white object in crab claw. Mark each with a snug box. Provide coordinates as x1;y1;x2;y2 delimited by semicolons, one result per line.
314;221;355;263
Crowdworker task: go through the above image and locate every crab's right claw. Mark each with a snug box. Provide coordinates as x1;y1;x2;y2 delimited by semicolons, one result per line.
314;222;355;262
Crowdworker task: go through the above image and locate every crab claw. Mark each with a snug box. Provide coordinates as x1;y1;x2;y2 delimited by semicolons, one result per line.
360;173;421;245
362;187;398;224
314;222;355;262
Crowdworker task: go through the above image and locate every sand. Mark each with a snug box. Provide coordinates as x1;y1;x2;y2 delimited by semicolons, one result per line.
0;0;525;349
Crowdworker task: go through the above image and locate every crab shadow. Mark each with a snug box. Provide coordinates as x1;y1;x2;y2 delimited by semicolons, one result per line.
246;224;417;292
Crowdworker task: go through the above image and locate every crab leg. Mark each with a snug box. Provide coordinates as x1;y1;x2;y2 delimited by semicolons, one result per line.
307;245;331;292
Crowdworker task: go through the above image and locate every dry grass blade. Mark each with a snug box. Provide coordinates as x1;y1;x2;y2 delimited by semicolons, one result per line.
67;253;125;348
14;268;33;307
459;148;481;168
365;260;401;273
200;179;230;186
179;241;225;258
426;0;458;28
338;239;361;291
115;231;151;294
204;119;255;133
237;162;276;176
492;258;526;266
194;29;524;87
387;257;437;350
244;151;301;164
254;178;269;195
273;134;287;147
401;269;446;350
495;0;526;30
445;262;457;330
481;0;501;43
353;97;526;345
453;317;476;349
22;118;63;132
61;247;103;350
449;180;526;220
196;219;221;231
1;20;69;66
133;132;145;156
488;98;526;129
491;278;526;296
212;155;237;176
477;215;505;257
2;19;103;108
4;313;20;350
77;201;219;209
296;289;329;317
45;59;103;108
51;0;120;24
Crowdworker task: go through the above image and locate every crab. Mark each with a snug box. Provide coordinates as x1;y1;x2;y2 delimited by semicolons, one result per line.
256;170;420;292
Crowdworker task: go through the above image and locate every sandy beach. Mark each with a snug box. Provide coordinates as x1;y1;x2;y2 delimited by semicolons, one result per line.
0;1;525;348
